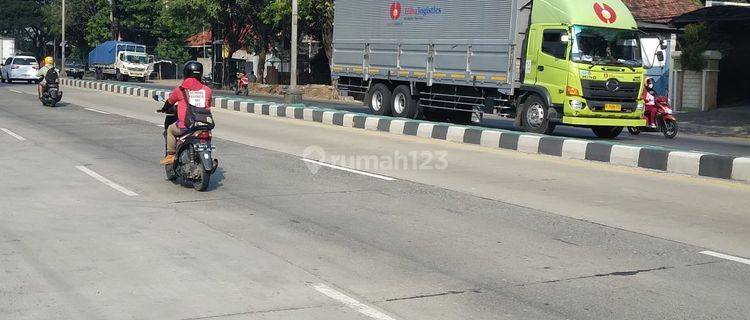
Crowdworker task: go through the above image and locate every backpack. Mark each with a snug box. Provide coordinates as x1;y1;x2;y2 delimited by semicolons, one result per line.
180;87;215;130
45;68;59;84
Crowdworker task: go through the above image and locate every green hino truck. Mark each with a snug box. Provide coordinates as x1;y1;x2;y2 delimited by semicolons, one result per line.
332;0;651;138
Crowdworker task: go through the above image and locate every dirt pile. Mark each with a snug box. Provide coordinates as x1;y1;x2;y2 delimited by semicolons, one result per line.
248;84;356;102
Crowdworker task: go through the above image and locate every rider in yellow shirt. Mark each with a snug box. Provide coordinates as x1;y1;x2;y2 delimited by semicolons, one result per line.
37;56;54;99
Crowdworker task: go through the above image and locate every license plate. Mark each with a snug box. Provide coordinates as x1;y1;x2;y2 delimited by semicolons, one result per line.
604;104;622;112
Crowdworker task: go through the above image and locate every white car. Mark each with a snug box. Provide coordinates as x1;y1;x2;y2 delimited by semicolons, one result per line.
1;55;40;84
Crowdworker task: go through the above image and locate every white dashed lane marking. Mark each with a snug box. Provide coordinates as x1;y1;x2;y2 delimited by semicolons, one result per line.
1;128;26;141
700;251;750;266
312;283;399;320
75;166;138;197
302;159;396;181
84;107;111;114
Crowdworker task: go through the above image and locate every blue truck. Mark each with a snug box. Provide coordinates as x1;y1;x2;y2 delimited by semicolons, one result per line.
89;41;150;82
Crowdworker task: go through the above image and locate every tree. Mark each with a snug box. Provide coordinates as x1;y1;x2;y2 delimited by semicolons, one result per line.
0;0;54;58
153;0;208;64
264;0;334;79
44;0;110;58
114;0;161;46
85;7;113;48
167;0;277;83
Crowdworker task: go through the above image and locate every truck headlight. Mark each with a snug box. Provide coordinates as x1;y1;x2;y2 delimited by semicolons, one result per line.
570;100;585;110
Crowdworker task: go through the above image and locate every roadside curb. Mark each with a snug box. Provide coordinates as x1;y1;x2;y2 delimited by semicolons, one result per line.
61;78;750;183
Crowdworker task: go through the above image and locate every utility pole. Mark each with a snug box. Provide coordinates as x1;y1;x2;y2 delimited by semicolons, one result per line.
284;0;302;104
109;0;116;40
61;0;66;77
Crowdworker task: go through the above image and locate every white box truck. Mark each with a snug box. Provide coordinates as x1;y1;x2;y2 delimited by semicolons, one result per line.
1;37;15;62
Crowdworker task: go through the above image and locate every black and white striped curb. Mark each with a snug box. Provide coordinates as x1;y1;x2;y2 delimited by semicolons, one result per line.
61;78;750;183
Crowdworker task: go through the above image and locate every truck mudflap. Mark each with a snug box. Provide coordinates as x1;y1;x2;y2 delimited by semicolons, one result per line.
562;117;646;127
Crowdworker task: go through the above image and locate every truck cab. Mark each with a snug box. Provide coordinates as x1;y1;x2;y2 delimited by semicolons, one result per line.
520;0;647;137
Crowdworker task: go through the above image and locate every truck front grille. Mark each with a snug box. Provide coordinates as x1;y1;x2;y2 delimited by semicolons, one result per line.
581;80;639;102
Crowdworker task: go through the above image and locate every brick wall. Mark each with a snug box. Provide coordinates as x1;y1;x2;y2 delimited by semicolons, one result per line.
681;71;703;109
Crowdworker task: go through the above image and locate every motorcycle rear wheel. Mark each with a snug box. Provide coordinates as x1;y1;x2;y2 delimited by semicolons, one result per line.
193;169;211;191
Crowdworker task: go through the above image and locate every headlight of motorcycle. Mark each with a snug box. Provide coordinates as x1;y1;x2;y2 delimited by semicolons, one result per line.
666;109;673;114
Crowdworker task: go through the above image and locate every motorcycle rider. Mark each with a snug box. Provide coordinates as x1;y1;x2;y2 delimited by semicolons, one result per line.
159;61;213;165
643;78;657;128
37;56;54;99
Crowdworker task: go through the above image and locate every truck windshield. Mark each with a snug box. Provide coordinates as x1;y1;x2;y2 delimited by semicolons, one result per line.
123;54;147;64
571;26;642;68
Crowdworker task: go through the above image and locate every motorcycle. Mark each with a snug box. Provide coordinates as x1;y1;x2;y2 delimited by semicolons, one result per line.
154;95;218;191
627;96;678;139
232;72;250;96
40;68;62;107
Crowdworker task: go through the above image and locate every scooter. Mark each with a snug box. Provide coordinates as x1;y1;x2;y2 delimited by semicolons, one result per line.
39;69;63;107
154;95;218;191
232;72;250;96
627;96;678;139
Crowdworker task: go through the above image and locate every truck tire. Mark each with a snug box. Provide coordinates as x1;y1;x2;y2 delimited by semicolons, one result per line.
522;95;555;135
366;83;393;116
591;126;624;139
116;69;123;82
391;85;417;118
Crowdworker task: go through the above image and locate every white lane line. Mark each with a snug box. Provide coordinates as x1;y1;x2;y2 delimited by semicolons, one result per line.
156;124;165;128
84;107;111;115
700;251;750;266
312;284;398;320
302;159;396;181
75;166;138;197
8;89;23;94
1;128;26;141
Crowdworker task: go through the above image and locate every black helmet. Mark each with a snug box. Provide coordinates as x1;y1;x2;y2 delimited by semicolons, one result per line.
183;61;203;79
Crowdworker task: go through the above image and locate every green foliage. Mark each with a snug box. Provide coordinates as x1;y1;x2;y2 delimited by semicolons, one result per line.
680;23;710;71
0;0;53;57
45;0;110;56
85;7;113;47
14;0;337;77
115;0;161;45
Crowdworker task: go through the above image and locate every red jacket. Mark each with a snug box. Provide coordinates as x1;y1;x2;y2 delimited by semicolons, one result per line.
167;78;213;129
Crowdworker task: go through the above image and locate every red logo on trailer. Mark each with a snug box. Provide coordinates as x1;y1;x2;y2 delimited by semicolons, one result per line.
390;2;402;20
593;2;617;24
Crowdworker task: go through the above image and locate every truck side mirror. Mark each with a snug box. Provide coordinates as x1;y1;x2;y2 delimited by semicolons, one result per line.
660;40;668;50
656;51;665;62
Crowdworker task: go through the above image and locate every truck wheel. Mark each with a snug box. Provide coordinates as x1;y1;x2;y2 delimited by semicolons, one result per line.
366;83;393;116
95;69;102;80
522;95;555;135
391;85;417;118
592;126;624;139
116;69;123;82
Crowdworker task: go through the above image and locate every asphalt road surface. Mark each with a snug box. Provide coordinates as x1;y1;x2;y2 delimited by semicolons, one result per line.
93;78;750;157
2;82;750;320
